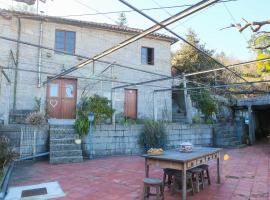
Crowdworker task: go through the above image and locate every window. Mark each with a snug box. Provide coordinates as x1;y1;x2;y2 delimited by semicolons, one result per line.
55;30;76;54
65;84;74;98
50;83;59;97
141;47;154;65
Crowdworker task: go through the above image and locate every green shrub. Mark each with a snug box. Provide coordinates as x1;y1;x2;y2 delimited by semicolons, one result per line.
75;95;115;137
138;120;167;152
26;111;45;125
190;91;217;120
0;136;17;172
192;116;201;124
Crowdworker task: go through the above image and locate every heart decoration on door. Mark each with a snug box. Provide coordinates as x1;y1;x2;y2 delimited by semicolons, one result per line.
50;99;58;108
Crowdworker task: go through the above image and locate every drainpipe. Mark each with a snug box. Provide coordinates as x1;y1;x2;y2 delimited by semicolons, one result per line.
13;17;21;110
37;18;43;87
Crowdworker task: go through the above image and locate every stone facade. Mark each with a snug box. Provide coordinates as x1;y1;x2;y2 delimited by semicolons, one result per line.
0;10;175;124
82;123;213;158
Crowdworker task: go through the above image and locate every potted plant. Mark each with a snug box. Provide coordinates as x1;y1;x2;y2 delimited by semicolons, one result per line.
24;111;46;156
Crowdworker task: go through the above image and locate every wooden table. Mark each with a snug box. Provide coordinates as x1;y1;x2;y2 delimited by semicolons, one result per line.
142;147;222;200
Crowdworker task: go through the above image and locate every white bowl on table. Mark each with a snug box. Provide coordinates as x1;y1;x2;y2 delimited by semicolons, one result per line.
180;142;193;153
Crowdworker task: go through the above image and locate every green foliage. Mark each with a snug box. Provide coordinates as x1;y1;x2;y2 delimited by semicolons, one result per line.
75;95;115;136
192;116;201;124
138;120;167;152
190;91;217;120
74;115;89;138
172;30;215;76
0;136;17;171
256;54;270;74
248;33;270;74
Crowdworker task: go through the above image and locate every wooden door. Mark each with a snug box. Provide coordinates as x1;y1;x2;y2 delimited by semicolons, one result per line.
124;89;137;119
47;78;77;119
61;79;77;119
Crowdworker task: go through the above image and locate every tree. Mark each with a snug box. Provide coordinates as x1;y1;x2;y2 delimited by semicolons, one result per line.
116;12;127;26
10;2;37;13
171;29;216;82
222;19;270;74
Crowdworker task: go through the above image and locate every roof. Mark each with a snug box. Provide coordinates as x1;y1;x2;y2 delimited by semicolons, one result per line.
0;9;178;44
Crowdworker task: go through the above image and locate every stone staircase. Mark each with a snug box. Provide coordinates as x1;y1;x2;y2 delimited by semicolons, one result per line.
49;126;83;164
172;112;187;123
213;123;245;148
172;101;187;123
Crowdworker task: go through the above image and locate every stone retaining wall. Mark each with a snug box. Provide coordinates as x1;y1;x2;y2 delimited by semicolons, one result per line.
82;123;213;158
0;124;49;156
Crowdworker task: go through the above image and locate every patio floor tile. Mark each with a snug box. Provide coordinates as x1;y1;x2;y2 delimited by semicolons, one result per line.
10;143;270;200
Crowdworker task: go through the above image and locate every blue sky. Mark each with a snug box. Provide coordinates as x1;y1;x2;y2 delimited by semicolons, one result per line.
0;0;269;61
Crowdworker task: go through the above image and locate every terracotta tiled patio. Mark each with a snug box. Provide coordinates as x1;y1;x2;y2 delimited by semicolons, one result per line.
10;143;270;200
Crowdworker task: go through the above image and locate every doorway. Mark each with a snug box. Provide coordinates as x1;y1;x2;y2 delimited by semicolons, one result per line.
46;78;77;119
124;89;137;119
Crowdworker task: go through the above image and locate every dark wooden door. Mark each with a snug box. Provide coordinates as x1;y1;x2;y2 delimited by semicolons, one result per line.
124;89;137;119
47;78;77;119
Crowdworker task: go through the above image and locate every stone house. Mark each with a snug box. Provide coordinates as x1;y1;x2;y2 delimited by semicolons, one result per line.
0;9;177;124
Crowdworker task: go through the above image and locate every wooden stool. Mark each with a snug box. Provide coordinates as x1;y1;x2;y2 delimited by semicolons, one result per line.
171;171;195;195
199;164;211;185
267;135;270;144
143;178;164;200
189;168;205;193
163;168;181;189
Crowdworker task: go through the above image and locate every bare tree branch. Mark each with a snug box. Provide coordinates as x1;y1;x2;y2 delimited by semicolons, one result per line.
255;44;270;50
221;19;270;32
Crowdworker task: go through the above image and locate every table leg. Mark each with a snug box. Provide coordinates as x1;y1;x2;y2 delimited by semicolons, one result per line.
217;153;221;184
182;165;187;200
145;160;149;178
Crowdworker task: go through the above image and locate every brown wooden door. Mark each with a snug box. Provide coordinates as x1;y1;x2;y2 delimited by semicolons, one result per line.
47;78;77;119
124;89;137;119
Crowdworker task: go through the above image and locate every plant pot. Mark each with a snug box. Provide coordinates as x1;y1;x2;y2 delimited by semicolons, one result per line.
75;139;82;145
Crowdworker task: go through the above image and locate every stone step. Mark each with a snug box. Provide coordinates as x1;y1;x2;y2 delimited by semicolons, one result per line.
50;138;76;145
50;144;81;151
50;125;74;129
50;156;83;164
50;150;82;157
50;134;77;140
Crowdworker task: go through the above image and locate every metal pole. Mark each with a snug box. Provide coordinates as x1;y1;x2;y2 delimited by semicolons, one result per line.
89;122;93;160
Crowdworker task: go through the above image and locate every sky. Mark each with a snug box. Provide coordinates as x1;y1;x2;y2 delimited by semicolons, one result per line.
0;0;269;61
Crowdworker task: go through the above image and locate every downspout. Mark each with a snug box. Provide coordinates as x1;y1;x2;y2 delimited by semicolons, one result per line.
38;18;43;87
13;17;21;110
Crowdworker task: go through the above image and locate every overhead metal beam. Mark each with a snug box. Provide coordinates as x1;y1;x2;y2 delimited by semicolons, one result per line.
0;36;170;78
113;57;270;89
119;0;253;86
112;74;182;90
154;79;270;92
43;0;219;85
185;57;270;77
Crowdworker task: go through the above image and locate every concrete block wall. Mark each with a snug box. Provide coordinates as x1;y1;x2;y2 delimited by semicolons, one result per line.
83;123;213;158
0;124;49;156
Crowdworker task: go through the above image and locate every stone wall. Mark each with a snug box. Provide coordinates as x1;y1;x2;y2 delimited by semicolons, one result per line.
0;14;173;123
82;123;213;158
213;122;245;147
0;124;49;156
